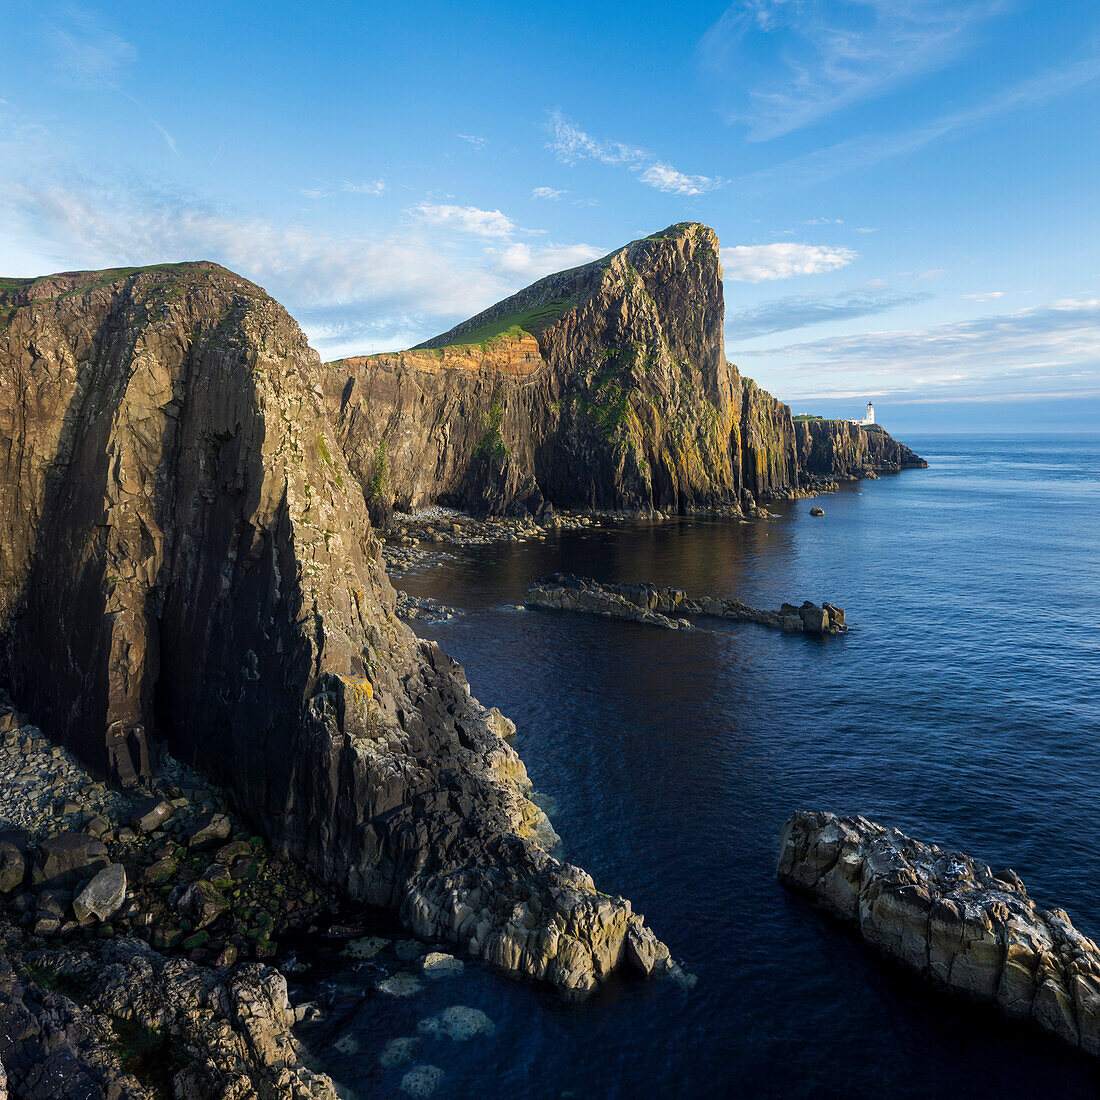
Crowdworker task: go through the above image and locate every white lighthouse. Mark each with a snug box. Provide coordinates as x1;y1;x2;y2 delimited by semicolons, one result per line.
850;402;875;426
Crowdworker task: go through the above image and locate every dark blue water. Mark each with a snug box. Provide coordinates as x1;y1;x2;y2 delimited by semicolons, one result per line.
296;435;1100;1098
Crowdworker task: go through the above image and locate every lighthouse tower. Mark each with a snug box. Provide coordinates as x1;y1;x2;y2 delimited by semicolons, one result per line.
850;402;875;426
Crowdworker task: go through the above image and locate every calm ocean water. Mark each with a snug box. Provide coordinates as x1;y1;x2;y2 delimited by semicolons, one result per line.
294;434;1100;1098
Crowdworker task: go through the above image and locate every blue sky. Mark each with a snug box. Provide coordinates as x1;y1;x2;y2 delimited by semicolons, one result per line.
2;0;1099;430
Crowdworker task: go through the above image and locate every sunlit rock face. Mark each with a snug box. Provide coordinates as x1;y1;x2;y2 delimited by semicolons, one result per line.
0;263;672;994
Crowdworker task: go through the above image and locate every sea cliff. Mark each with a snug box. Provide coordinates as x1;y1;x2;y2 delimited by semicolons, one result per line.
0;264;670;997
325;223;924;519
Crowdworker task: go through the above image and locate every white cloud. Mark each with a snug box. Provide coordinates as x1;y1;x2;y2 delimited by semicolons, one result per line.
408;203;516;238
546;111;724;195
488;241;605;282
728;287;930;337
342;179;386;195
701;0;1004;140
721;242;857;282
963;291;1005;301
804;217;843;225
457;134;488;149
639;163;720;196
532;186;567;200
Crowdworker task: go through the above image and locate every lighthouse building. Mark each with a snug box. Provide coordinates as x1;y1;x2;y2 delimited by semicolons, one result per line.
850;402;875;426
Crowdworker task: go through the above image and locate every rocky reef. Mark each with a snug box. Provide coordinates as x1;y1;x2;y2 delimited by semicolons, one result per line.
0;264;671;998
325;223;924;519
525;575;847;635
778;811;1100;1056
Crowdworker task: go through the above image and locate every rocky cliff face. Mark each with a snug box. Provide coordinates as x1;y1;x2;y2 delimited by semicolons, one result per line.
795;420;928;479
0;264;670;994
326;223;922;517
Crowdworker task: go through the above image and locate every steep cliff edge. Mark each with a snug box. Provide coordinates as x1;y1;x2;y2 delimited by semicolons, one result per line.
326;223;923;517
0;264;671;994
795;419;928;479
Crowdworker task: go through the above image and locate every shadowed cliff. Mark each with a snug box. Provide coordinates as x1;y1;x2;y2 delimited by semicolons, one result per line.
325;223;924;519
0;263;672;994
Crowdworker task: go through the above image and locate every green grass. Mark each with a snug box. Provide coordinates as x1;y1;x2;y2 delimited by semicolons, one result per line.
792;414;824;422
419;296;574;351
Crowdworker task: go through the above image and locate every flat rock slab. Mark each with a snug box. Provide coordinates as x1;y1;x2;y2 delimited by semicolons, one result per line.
778;810;1100;1057
130;797;175;834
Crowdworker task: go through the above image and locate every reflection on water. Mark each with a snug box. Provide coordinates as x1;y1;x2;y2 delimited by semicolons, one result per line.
296;435;1100;1098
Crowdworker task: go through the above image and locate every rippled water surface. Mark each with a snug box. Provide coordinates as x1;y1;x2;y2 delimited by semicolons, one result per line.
296;435;1100;1098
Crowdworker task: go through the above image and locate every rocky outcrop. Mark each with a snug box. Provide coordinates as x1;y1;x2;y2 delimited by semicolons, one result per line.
325;223;923;518
795;419;928;479
0;265;671;995
778;811;1100;1056
0;939;336;1098
525;574;847;635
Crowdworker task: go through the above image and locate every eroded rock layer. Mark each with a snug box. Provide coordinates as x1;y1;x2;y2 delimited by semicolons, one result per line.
0;264;670;995
778;811;1100;1056
325;223;923;517
795;420;927;479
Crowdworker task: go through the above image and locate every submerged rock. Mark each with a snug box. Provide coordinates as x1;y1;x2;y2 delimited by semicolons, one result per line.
778;810;1100;1056
400;1064;444;1098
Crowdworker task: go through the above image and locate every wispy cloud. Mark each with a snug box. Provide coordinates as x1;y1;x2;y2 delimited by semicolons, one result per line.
546;111;724;195
700;0;1004;140
733;298;1100;401
722;242;857;282
487;241;605;281
408;203;516;238
302;179;387;199
963;290;1005;301
739;50;1100;190
532;186;567;200
46;8;136;86
457;134;488;149
728;287;930;337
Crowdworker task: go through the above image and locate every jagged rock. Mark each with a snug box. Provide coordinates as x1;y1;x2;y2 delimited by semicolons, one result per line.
130;798;175;834
0;262;671;995
778;810;1100;1057
31;833;108;891
525;575;848;636
0;940;337;1098
0;842;24;894
810;506;824;516
73;863;127;924
184;812;232;850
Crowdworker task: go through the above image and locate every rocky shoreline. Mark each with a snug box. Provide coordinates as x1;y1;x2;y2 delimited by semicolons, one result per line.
778;811;1100;1056
524;575;848;636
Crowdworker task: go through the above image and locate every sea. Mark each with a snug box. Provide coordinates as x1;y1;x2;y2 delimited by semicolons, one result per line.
291;434;1100;1099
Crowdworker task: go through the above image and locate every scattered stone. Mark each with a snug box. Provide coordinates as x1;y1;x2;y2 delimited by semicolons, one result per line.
810;506;824;516
184;811;232;850
428;1005;494;1041
778;811;1100;1057
395;938;426;961
72;863;127;923
130;797;175;834
173;879;230;929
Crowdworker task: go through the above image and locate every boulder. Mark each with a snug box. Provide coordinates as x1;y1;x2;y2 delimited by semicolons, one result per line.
173;880;229;929
130;797;175;834
810;506;824;516
184;812;232;850
31;833;108;891
0;843;24;895
73;863;127;923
